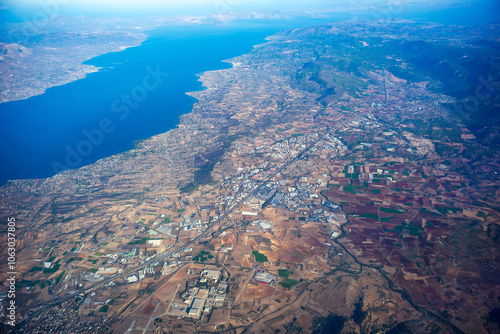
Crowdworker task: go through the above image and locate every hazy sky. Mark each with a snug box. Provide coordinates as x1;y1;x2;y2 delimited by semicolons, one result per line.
0;0;356;21
2;0;499;24
1;0;467;14
3;0;329;16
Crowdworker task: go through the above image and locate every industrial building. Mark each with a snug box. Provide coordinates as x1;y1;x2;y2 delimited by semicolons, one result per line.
188;298;205;318
254;270;278;285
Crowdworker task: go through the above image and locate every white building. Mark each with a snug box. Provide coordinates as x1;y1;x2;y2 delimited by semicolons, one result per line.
258;221;272;230
126;275;138;284
202;269;220;281
254;271;278;285
188;298;205;318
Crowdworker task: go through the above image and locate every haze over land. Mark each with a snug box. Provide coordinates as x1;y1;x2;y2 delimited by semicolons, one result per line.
0;1;499;334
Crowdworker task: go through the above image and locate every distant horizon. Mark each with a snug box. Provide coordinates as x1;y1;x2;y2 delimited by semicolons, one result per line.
1;0;499;25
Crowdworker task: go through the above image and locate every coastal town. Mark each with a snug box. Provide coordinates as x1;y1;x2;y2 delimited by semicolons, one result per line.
0;18;499;334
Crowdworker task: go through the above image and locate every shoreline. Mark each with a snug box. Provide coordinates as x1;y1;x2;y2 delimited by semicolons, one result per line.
0;27;274;188
0;35;147;105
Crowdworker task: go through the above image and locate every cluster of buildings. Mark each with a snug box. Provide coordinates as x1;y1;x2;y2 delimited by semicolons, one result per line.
168;268;229;320
254;270;278;285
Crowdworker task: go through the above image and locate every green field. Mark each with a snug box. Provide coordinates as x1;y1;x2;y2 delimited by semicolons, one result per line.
128;237;151;245
386;222;423;237
55;271;66;284
386;223;405;234
193;250;214;263
252;251;268;263
43;263;61;274
29;266;43;272
420;208;441;216
342;186;361;194
280;278;300;289
380;207;404;214
278;269;293;278
435;206;462;215
407;223;424;236
98;305;109;313
359;213;379;219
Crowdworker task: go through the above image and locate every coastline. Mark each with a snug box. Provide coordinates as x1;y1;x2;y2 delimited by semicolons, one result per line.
0;35;147;104
0;38;257;190
0;26;275;187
